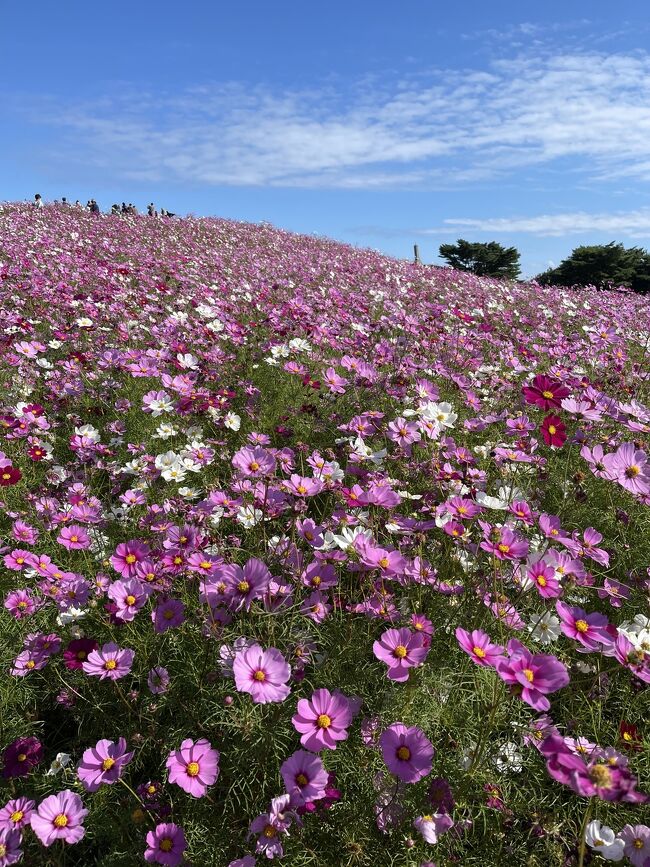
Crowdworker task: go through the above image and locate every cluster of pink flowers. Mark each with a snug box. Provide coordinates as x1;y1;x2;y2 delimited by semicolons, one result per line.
0;203;648;865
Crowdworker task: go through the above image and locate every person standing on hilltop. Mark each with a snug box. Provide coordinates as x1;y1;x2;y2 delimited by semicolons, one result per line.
33;193;43;208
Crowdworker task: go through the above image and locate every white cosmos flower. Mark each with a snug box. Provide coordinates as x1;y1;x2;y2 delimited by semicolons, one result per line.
161;462;188;483
154;423;177;439
56;607;88;626
155;450;179;471
493;742;524;772
236;505;263;528
419;401;458;428
176;352;199;369
46;752;72;776
224;412;241;431
584;821;625;861
74;424;100;443
330;526;372;551
147;395;174;416
527;611;561;645
76;317;93;328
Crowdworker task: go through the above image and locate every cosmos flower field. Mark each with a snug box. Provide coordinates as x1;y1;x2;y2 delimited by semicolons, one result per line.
0;203;649;867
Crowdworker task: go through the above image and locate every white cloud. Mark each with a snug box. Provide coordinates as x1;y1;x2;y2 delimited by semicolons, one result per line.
418;209;650;237
16;49;650;189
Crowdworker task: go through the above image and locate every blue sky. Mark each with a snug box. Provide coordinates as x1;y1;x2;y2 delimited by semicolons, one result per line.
4;1;650;276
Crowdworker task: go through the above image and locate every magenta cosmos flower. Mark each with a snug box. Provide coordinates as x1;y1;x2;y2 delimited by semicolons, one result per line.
604;443;650;496
109;539;151;578
223;558;272;612
292;688;353;751
82;642;134;680
619;824;650;867
522;374;570;410
540;735;648;803
555;602;611;651
30;790;88;846
77;737;133;792
233;644;291;704
2;737;42;778
63;638;98;670
232;445;276;477
145;822;187;866
380;723;434;783
152;598;185;632
373;627;428;682
495;639;570;712
166;738;219;798
280;750;329;806
455;628;504;667
540;415;567;448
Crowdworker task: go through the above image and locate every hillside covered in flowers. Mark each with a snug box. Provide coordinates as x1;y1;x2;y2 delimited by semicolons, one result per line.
0;203;649;867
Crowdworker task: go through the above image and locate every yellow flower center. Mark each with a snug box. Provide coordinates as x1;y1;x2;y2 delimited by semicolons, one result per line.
0;845;5;857
249;461;260;472
634;838;644;849
70;535;78;542
264;824;277;838
237;580;250;593
10;810;23;823
575;620;589;633
125;594;136;605
542;390;554;399
317;714;332;729
589;764;612;788
200;561;211;570
104;659;117;670
393;645;408;659
17;754;26;762
186;762;200;777
253;669;266;681
379;557;390;569
160;838;174;852
125;554;137;564
397;746;411;761
53;813;69;828
296;773;308;786
548;425;556;435
497;543;510;553
311;575;321;586
523;668;534;683
26;660;35;669
473;646;486;658
147;785;157;794
163;609;174;620
102;757;116;771
297;484;307;494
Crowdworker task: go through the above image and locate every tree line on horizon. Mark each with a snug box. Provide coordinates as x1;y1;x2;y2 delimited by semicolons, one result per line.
437;238;650;294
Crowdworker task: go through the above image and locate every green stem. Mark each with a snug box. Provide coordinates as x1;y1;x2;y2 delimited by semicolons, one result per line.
577;798;594;867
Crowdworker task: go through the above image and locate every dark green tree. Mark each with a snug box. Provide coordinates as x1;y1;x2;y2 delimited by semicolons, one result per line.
438;238;521;280
536;242;650;294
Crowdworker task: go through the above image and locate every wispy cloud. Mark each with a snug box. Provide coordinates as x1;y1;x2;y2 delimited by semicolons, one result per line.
417;209;650;238
12;49;650;189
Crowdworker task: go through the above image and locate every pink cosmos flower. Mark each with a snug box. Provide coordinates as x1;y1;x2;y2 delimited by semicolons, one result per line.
248;794;295;859
3;589;37;619
292;688;353;751
540;735;648;803
284;474;324;497
555;602;611;652
148;666;170;694
619;825;650;866
82;642;134;680
166;738;220;798
223;558;271;612
145;823;187;866
0;827;22;865
373;627;428;682
323;367;348;393
110;539;151;578
495;639;570;712
527;561;561;598
63;638;98;670
57;524;91;550
232;446;276;477
280;750;329;806
233;644;291;704
522;375;570;410
614;634;650;683
152;598;185;632
480;527;529;561
30;789;88;846
380;723;434;783
0;796;34;831
413;812;454;844
603;442;650;496
455;628;505;667
107;578;151;621
387;417;421;453
77;737;133;792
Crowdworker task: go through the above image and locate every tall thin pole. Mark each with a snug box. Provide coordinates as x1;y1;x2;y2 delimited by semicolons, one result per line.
413;244;421;264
